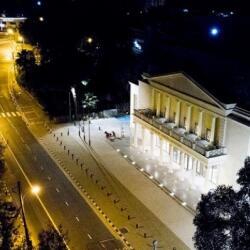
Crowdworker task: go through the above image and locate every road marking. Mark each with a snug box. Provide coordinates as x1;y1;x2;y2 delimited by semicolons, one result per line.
87;234;92;240
11;112;16;117
75;216;80;222
16;112;21;116
6;112;11;117
1;112;6;117
47;176;51;181
56;188;60;193
65;201;69;206
0;133;70;249
20;136;25;143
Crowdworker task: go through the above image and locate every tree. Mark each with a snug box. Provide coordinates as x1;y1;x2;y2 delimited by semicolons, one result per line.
232;157;250;250
81;92;98;116
193;185;237;250
0;143;5;178
0;201;20;250
38;224;67;250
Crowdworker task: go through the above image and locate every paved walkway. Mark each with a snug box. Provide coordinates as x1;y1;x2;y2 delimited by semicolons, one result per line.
93;117;202;211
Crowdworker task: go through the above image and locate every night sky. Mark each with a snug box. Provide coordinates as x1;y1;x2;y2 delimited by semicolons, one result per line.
1;0;250;110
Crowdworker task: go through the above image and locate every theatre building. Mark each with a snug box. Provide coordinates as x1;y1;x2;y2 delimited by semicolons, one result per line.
130;72;250;204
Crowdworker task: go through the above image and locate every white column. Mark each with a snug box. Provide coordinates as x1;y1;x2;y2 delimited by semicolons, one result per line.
165;96;170;120
176;101;181;126
156;92;161;117
151;88;155;111
159;137;163;163
133;123;138;147
141;127;145;152
198;111;204;137
150;131;154;157
210;116;216;143
186;105;192;131
169;144;173;161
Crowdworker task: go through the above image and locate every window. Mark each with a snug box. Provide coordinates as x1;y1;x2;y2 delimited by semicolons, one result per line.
206;128;211;141
196;162;206;177
173;148;178;163
184;154;192;170
194;122;198;135
183;117;187;128
173;112;176;122
209;165;218;184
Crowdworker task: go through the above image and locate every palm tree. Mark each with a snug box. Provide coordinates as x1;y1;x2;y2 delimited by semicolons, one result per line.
81;92;98;145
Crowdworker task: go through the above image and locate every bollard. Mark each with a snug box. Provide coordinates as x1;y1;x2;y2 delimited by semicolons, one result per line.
67;129;69;136
143;233;147;238
67;149;70;155
61;132;63;136
71;153;74;159
56;137;58;141
95;180;98;184
60;141;62;145
53;133;55;137
64;146;66;150
107;192;111;196
136;224;139;229
128;215;130;220
121;208;124;212
90;173;93;178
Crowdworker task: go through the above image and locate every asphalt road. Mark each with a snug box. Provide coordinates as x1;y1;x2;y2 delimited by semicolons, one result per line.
0;35;123;250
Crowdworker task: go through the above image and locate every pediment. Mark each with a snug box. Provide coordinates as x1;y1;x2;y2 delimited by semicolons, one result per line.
148;73;225;109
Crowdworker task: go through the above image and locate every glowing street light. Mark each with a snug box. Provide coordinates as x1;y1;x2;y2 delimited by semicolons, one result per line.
37;1;42;6
31;185;41;194
39;16;44;22
18;181;41;249
81;80;88;86
87;37;93;44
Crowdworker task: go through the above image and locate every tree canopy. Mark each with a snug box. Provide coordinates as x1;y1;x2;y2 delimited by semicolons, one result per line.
193;158;250;250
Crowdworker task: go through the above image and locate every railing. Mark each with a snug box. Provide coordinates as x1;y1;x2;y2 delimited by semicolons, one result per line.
134;109;226;159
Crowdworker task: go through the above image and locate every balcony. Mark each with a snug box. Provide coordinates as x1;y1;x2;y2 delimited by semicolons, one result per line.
134;109;226;159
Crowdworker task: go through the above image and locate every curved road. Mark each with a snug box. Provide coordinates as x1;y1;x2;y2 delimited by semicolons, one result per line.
0;34;123;250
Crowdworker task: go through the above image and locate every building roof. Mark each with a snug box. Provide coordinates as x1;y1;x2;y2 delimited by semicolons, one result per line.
141;71;250;126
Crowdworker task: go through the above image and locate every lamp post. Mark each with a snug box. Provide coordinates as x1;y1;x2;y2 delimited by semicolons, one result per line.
17;181;41;250
68;91;72;122
71;87;77;124
88;119;91;146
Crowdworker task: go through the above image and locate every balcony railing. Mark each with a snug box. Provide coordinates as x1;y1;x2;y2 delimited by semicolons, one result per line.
134;109;226;159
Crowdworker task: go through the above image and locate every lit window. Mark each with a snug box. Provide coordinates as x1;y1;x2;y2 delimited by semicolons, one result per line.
206;128;211;141
209;165;218;184
173;148;178;163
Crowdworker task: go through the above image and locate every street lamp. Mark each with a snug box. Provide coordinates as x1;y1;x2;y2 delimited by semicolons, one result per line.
87;37;93;44
17;181;41;250
70;87;77;125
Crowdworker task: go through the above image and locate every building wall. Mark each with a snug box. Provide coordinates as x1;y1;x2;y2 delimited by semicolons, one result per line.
219;118;250;187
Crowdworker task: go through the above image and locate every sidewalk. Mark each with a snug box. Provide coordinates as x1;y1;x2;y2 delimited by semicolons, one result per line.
71;119;196;249
10;76;195;249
